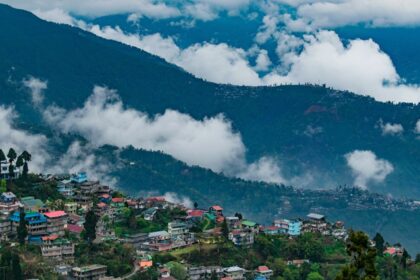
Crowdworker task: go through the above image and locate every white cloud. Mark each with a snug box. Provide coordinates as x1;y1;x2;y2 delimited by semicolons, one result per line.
3;0;181;19
378;120;404;136
43;86;290;184
264;30;420;103
48;141;117;186
280;0;420;30
22;76;48;106
238;156;286;184
254;49;272;72
345;150;394;189
163;192;193;208
27;7;420;103
415;120;420;134
0;106;49;172
43;86;246;173
86;24;261;85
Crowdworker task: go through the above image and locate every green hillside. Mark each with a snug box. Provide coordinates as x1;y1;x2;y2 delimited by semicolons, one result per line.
0;4;419;199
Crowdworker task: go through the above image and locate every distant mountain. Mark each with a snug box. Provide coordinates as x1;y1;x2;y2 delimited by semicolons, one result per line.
1;4;419;199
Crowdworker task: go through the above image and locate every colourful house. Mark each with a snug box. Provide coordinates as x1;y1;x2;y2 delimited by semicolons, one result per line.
288;220;302;236
10;211;47;237
70;172;88;184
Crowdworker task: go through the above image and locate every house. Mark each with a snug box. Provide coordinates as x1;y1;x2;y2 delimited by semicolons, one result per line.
10;211;47;237
55;265;72;276
70;172;88;184
143;207;158;221
21;196;45;212
148;230;170;242
229;229;254;246
0;160;20;179
0;211;11;240
384;247;404;257
224;266;245;280
44;210;68;236
241;220;258;231
139;255;153;270
41;235;75;261
0;192;20;211
307;213;326;223
209;205;223;216
57;180;74;197
287;259;310;267
262;226;280;235
256;266;273;279
168;222;189;239
66;224;83;237
288;220;302;236
273;219;290;234
70;264;107;280
123;232;148;249
188;266;224;280
225;216;240;230
95;202;108;216
111;197;125;208
64;202;78;215
187;209;205;222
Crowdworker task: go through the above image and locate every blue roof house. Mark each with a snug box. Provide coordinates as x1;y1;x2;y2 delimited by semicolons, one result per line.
288;220;302;236
71;172;88;184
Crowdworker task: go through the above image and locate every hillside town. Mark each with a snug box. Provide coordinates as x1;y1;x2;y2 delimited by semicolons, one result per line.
0;149;418;280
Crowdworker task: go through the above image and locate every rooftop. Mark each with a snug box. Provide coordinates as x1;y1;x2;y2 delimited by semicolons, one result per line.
307;213;325;220
44;211;67;218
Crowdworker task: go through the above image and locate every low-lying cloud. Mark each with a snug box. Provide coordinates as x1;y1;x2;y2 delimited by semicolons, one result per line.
43;86;287;184
0;106;48;172
22;76;48;106
345;150;394;189
378;120;404;136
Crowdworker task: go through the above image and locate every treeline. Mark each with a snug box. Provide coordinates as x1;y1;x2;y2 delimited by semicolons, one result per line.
0;148;32;179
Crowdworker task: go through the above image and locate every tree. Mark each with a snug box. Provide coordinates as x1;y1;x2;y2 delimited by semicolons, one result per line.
373;233;385;256
400;249;409;269
17;208;28;245
415;253;420;264
0;180;6;193
336;230;378;280
221;218;229;239
20;151;31;177
234;212;243;220
307;272;325;280
128;209;137;230
0;149;6;162
7;148;17;163
83;210;98;243
15;156;24;170
194;202;198;209
170;263;187;280
0;249;23;280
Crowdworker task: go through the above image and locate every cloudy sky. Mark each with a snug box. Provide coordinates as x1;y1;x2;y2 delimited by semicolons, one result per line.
2;0;420;103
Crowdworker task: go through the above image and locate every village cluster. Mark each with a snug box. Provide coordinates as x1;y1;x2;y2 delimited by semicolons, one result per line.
0;165;407;280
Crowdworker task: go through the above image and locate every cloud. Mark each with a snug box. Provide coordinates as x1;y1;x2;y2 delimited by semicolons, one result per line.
279;0;420;30
4;0;181;19
85;24;262;85
163;192;193;208
378;120;404;136
43;85;290;184
238;156;286;184
264;30;420;103
0;106;49;172
3;0;251;21
415;120;420;134
43;86;246;173
48;141;117;186
22;76;48;106
345;150;394;189
27;8;420;103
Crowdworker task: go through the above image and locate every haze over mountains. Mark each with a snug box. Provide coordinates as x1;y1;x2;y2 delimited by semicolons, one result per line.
0;3;419;252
